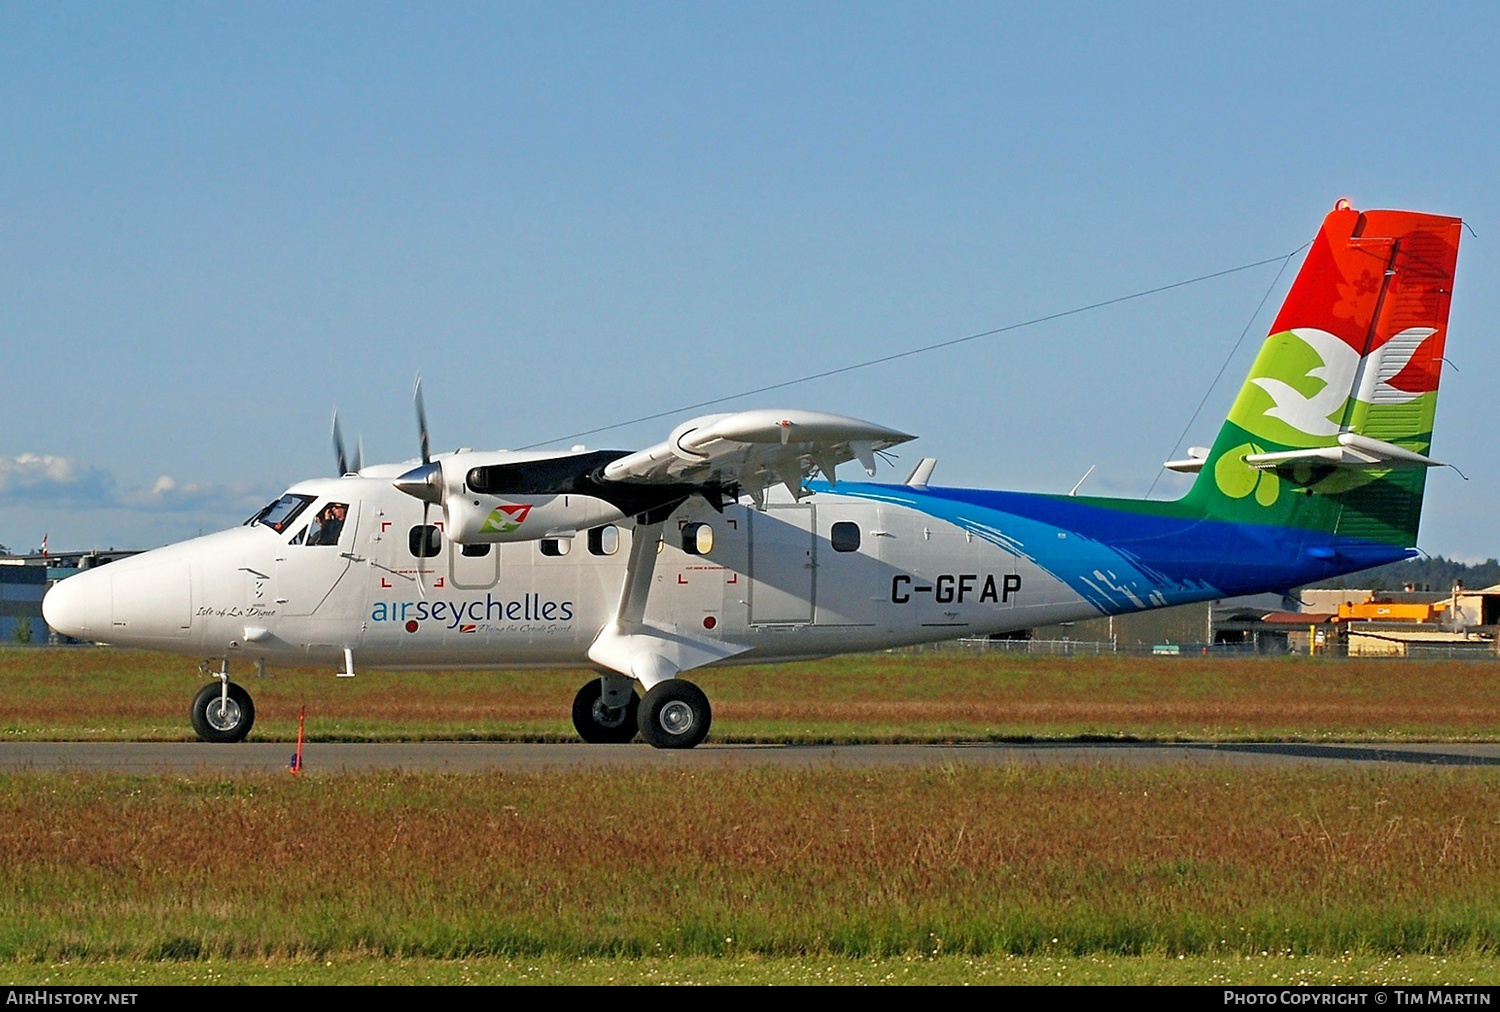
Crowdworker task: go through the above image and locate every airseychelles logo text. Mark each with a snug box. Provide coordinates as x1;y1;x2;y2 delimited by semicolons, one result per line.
372;593;574;630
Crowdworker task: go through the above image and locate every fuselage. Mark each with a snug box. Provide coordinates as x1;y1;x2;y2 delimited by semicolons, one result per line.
43;470;1408;669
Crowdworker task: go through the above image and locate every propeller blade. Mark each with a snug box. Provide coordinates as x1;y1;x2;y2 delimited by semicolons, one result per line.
352;436;363;476
416;500;431;600
414;376;430;466
332;410;349;476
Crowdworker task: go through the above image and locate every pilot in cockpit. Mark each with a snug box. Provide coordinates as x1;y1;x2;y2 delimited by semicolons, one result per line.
306;502;348;546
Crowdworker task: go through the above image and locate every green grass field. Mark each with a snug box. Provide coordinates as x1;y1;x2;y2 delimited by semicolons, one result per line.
6;952;1497;986
5;646;1500;743
4;647;1500;985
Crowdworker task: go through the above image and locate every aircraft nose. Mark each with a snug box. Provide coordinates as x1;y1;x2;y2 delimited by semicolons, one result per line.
42;569;109;640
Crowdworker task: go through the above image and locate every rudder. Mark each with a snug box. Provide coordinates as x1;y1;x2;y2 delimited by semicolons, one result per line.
1183;202;1462;547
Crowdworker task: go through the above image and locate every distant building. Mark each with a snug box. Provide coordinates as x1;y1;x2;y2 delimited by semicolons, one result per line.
0;550;142;644
1213;585;1500;657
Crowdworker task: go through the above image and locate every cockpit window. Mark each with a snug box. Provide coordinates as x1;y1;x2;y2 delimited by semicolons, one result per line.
251;494;315;534
305;502;349;546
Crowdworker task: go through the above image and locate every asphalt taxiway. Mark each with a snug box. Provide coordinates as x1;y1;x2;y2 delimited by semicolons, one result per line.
1;741;1498;775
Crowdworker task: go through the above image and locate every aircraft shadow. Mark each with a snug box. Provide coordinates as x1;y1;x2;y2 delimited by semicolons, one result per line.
1181;742;1500;767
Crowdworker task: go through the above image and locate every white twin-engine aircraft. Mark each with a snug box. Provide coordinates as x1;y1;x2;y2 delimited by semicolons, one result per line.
42;204;1464;748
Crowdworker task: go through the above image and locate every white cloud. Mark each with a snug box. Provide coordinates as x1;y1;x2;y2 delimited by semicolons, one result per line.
0;453;115;504
0;453;261;515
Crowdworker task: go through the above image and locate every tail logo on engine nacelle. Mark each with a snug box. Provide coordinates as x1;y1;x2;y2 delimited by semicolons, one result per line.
480;503;532;534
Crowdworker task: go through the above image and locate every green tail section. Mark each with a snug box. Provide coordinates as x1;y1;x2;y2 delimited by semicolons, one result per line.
1184;205;1462;547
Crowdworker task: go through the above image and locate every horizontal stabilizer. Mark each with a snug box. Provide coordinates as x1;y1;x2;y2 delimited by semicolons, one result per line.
1163;446;1211;474
1245;432;1445;472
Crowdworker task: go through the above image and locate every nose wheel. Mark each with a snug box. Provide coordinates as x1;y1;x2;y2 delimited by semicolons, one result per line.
190;681;256;743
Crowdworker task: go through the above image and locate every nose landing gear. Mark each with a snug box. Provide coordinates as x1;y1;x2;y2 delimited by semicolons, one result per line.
190;661;256;743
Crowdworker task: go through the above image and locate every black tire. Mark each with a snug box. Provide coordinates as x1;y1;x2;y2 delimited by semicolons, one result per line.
571;679;640;744
190;681;255;743
638;679;712;750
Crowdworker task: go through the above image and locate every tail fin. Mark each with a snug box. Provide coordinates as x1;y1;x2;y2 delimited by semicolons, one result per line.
1183;202;1462;547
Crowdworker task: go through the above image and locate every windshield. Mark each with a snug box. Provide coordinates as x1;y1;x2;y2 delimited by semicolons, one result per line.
249;494;315;534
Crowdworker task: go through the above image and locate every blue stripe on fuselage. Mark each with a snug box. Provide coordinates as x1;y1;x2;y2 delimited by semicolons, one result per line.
817;482;1412;614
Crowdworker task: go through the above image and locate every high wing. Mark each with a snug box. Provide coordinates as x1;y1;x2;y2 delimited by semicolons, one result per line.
584;409;912;690
396;408;916;543
388;406;915;690
600;408;915;507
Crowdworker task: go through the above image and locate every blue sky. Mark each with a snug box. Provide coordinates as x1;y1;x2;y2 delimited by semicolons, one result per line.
3;2;1497;559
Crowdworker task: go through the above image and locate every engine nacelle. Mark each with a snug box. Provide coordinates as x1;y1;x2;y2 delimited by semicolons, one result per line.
444;493;627;544
396;447;695;544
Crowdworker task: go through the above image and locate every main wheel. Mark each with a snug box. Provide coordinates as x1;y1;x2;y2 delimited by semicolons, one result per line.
571;679;640;744
638;679;712;750
190;681;255;743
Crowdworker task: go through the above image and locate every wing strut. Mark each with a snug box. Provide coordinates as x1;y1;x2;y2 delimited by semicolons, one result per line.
586;521;751;688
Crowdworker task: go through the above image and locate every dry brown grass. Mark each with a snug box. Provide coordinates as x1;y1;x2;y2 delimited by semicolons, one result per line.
0;765;1496;959
2;648;1499;741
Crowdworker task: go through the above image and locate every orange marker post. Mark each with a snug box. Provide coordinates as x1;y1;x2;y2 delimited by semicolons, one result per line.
289;705;306;775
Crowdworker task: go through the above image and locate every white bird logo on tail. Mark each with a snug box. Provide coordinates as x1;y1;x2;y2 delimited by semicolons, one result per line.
1250;327;1432;438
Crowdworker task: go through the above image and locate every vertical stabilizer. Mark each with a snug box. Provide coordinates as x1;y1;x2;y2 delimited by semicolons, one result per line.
1185;203;1462;547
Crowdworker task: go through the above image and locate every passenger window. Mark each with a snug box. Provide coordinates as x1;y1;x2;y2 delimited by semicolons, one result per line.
831;522;860;553
409;525;441;558
681;523;713;556
588;525;620;556
305;502;349;547
539;538;571;557
460;543;491;558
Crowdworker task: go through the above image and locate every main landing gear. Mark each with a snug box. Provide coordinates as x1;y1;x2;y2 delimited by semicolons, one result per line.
571;676;640;744
190;661;256;743
570;675;713;749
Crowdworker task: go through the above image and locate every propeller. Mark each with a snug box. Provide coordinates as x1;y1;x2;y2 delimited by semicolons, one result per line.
415;376;430;467
394;377;444;505
394;377;442;599
331;410;365;476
